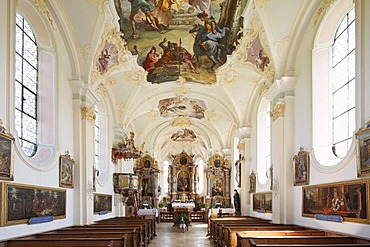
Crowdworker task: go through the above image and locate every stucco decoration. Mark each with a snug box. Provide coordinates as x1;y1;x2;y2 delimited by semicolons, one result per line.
146;110;159;121
270;102;285;122
234;15;275;82
81;106;96;123
95;83;107;97
76;42;91;65
174;87;190;97
313;0;335;27
91;24;129;83
273;37;290;59
219;68;238;85
172;116;191;127
205;110;218;121
88;0;107;14
255;0;272;9
125;69;148;85
258;81;270;96
34;0;54;29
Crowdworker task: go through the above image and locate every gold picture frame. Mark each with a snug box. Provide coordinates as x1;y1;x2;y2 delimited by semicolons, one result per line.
252;192;272;213
0;182;66;226
302;179;370;224
93;193;112;214
0;121;14;181
356;124;370;177
59;151;74;188
293;147;309;186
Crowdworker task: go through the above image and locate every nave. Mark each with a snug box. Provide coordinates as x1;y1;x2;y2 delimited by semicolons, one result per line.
149;222;215;247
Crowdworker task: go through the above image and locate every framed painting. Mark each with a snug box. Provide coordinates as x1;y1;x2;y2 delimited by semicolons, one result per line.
93;193;112;214
356;125;370;177
59;152;74;188
0;123;15;181
0;182;66;226
293;147;309;186
302;179;370;224
211;177;224;197
252;192;272;213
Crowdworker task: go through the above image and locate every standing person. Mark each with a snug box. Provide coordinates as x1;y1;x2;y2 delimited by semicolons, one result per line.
233;189;240;213
129;0;160;38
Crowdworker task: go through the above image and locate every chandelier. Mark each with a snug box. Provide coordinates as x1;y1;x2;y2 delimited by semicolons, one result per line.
111;132;143;164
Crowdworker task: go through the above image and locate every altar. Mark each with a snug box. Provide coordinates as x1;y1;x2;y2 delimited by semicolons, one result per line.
172;202;195;211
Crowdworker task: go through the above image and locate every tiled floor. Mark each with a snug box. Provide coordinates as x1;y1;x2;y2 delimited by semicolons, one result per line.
149;222;216;246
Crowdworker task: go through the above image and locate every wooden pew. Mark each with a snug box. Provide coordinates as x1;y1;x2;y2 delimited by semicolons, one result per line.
236;235;367;247
34;232;135;247
249;240;370;247
95;217;156;241
4;237;125;247
55;227;143;247
209;217;268;239
224;225;308;247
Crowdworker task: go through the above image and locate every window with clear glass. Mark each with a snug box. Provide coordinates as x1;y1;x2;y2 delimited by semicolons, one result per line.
196;159;204;194
331;8;355;158
265;103;271;178
94;108;100;169
15;12;38;157
163;161;169;194
257;99;270;184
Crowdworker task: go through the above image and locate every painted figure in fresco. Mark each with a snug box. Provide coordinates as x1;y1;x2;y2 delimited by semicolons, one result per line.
129;0;161;38
143;46;160;72
157;38;198;73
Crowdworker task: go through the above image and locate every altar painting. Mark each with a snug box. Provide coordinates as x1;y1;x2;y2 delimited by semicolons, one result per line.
177;171;190;192
114;0;248;84
142;178;155;197
211;177;223;197
302;179;370;223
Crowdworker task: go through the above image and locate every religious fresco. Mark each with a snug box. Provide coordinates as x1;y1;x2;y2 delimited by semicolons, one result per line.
171;128;196;141
158;97;206;118
114;0;248;84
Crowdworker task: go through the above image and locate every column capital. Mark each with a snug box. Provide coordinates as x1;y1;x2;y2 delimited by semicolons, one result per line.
236;126;252;139
69;80;99;107
265;76;297;103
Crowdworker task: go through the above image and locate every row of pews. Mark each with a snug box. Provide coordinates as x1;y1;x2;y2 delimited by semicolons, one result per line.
0;216;156;247
208;216;370;247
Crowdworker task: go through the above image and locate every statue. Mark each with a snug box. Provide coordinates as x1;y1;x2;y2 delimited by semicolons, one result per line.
233;189;240;213
249;171;256;193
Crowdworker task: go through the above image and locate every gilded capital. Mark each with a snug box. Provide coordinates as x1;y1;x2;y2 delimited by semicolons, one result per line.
270;103;285;122
81;106;96;123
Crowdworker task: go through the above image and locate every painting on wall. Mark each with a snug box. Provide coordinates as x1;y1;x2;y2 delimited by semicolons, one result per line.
302;179;370;224
0;122;14;181
177;171;190;192
211;177;223;197
252;192;272;213
59;151;74;188
293;147;309;186
0;182;66;226
356;124;370;177
93;193;112;214
114;0;248;84
142;178;155;196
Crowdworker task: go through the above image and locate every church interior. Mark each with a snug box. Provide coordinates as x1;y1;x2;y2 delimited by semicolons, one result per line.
1;0;370;246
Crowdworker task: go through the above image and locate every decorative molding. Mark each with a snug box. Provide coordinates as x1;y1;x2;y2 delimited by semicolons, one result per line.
219;68;238;85
176;76;186;85
270;103;285;122
76;42;91;65
125;69;147;85
255;0;272;9
91;24;129;84
237;142;245;153
95;83;106;97
272;177;279;198
259;82;270;96
146;110;159;121
313;0;335;27
172;116;191;127
273;36;290;59
205;110;218;121
88;0;107;14
105;77;116;87
33;0;54;29
81;106;96;123
174;87;189;96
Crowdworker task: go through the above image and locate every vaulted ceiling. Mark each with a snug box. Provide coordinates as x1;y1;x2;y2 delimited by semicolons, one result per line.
49;0;321;163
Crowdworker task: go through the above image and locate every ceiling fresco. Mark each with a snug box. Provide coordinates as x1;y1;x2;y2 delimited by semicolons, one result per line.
158;97;206;119
114;0;248;84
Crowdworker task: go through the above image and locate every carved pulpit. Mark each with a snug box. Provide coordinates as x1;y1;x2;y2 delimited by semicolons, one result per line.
134;154;160;208
205;154;231;208
168;150;196;202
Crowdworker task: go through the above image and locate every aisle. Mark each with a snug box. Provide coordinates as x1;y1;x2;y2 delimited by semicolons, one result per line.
149;222;216;246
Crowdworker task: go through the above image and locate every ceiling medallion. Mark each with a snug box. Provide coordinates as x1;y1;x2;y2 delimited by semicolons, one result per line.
111;132;143;164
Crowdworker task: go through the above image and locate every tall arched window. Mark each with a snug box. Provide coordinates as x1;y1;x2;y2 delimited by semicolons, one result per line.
196;159;205;194
15;12;38;157
94;107;100;169
257;98;270;184
312;1;355;167
331;8;355;159
163;161;169;194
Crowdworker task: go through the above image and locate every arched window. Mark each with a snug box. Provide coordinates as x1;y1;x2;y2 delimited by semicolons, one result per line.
15;12;38;157
257;98;270;184
196;159;205;194
312;1;355;167
163;161;169;194
331;8;355;159
94;107;100;169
